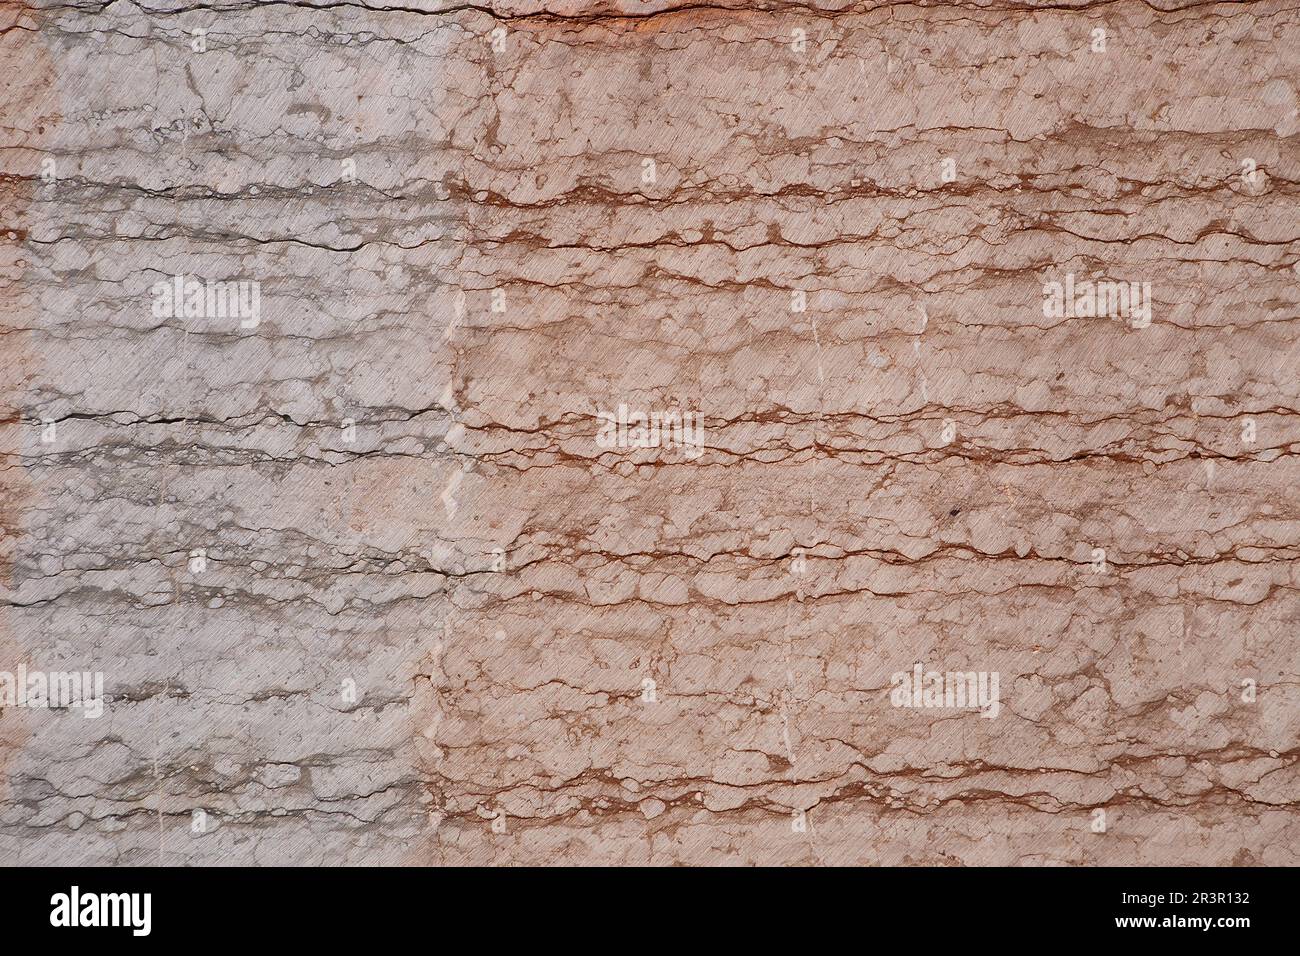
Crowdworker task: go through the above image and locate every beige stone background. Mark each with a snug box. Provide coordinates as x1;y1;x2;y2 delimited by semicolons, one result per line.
1;0;1297;865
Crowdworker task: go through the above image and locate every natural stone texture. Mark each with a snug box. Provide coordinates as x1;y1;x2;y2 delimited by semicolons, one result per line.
1;0;1297;865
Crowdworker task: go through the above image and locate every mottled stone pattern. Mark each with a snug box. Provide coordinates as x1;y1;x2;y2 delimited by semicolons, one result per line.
1;0;1297;866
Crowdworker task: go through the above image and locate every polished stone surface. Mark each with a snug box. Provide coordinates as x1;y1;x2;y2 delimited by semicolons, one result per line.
1;0;1297;864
